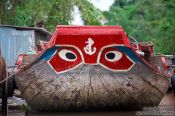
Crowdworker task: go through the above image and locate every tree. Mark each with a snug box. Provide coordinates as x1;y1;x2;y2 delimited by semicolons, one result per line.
0;0;104;32
104;0;175;54
0;0;6;24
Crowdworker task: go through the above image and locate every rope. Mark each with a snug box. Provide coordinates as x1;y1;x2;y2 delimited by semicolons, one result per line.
0;56;18;85
0;73;14;84
0;47;36;85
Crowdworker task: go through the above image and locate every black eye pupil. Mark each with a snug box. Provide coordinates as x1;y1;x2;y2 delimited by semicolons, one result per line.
66;53;76;59
106;53;115;59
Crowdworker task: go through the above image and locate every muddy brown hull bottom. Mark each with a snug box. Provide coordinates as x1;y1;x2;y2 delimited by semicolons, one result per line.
15;60;170;111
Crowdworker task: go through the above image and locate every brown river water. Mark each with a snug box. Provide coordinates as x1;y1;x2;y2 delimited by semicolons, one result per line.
6;89;175;116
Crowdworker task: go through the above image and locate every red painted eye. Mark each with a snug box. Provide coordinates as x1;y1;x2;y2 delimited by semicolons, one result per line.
100;47;134;71
105;51;122;62
48;47;82;73
58;49;77;62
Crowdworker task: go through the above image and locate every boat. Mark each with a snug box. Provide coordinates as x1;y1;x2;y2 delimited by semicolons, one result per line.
14;25;171;111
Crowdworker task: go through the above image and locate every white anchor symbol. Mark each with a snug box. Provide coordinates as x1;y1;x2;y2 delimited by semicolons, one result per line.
84;38;96;55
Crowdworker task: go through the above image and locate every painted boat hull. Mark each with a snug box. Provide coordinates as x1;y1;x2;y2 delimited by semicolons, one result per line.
15;59;170;111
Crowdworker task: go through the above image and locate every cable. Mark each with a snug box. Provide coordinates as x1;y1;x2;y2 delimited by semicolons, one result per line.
0;55;19;84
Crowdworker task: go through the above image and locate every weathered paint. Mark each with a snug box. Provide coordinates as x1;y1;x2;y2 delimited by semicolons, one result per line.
15;60;170;111
15;26;170;111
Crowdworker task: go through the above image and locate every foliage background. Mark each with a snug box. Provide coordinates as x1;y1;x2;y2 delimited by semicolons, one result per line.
0;0;175;54
104;0;175;54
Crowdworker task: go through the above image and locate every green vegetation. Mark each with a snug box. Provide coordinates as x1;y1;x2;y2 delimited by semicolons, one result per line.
0;0;175;54
0;0;104;32
104;0;175;54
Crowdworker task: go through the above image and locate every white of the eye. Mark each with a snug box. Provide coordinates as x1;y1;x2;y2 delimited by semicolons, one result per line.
105;51;122;62
58;49;77;62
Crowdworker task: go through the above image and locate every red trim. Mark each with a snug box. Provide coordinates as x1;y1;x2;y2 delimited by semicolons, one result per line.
16;25;170;79
161;56;168;72
130;47;170;78
49;25;130;48
16;54;28;65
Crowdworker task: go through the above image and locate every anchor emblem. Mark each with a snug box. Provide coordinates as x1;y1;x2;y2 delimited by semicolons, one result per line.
84;38;96;55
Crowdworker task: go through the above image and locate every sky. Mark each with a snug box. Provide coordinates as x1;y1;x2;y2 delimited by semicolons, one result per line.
90;0;115;11
71;0;114;25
